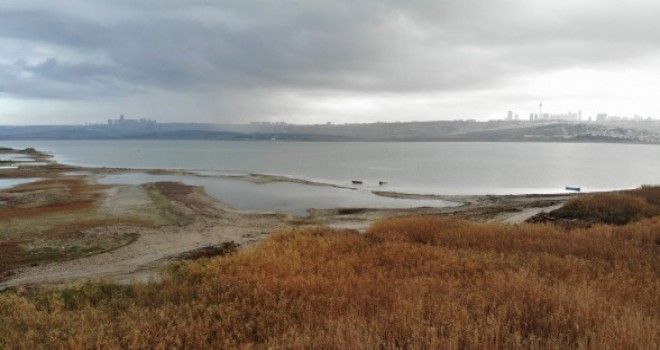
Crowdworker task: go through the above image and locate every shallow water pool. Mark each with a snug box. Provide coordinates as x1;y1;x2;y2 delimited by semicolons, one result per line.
97;172;459;216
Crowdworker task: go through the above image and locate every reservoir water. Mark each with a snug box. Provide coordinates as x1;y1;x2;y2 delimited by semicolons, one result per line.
0;178;43;190
3;140;660;196
95;172;458;215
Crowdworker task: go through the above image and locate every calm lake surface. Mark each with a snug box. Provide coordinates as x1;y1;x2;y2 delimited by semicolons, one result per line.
0;178;42;190
95;172;458;215
4;140;660;196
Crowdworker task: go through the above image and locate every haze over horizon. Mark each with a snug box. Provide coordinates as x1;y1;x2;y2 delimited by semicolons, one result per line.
1;0;660;125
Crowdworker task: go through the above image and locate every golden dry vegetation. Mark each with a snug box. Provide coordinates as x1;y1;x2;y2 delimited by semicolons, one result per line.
1;191;659;350
550;186;660;225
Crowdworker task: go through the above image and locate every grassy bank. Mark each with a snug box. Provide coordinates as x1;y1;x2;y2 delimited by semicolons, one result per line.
549;186;660;225
2;210;658;349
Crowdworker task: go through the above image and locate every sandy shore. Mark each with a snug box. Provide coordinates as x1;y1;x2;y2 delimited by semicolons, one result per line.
0;147;576;289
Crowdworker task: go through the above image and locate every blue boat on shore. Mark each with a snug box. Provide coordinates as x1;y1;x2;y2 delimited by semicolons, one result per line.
565;186;581;192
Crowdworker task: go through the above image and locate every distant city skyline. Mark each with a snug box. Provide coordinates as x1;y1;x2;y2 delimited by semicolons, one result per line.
86;111;660;126
502;105;657;124
2;1;660;125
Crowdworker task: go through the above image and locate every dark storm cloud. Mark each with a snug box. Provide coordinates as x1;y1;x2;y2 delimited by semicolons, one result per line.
1;0;659;100
0;10;106;48
0;59;126;99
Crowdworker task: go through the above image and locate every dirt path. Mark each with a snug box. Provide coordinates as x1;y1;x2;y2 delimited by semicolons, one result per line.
500;203;564;225
1;216;280;287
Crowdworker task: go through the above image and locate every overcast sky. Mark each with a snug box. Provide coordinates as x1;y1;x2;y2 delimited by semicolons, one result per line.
1;0;659;125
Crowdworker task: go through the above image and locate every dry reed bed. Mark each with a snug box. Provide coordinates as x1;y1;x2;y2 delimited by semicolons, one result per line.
1;216;659;349
550;186;660;224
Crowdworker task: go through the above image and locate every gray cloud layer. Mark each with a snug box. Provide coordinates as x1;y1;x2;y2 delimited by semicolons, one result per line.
1;0;659;122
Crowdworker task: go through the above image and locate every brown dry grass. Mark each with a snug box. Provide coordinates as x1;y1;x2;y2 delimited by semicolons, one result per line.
1;214;658;349
551;186;660;225
0;178;99;218
0;201;96;220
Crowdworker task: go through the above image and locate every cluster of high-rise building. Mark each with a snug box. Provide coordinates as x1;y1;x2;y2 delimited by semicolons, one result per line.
503;108;656;124
107;114;156;128
594;113;654;122
527;110;582;122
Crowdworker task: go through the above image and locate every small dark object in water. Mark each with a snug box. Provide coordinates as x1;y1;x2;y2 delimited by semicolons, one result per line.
379;181;387;186
352;180;363;185
565;186;581;192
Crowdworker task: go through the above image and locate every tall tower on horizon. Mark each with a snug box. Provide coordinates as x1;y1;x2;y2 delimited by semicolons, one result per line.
539;102;543;120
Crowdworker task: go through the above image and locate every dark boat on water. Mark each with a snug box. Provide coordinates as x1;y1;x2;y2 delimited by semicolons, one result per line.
565;186;581;192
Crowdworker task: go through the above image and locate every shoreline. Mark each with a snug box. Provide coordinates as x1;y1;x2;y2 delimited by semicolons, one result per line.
371;190;579;202
1;146;581;288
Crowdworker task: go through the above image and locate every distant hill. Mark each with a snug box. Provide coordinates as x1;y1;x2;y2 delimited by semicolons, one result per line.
131;130;347;141
1;120;659;143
